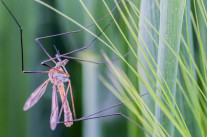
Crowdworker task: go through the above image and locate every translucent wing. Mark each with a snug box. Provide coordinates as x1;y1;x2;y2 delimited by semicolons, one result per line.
23;79;50;111
50;85;59;130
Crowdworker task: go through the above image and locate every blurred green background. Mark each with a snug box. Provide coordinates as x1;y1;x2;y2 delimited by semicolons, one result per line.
0;0;139;137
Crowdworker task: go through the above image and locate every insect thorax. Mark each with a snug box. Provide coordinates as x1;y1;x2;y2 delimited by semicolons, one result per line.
49;67;68;86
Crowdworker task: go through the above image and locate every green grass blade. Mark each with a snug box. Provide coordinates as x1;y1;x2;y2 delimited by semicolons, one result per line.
138;0;160;116
137;0;160;136
127;1;141;136
154;0;186;136
194;0;207;136
176;0;201;136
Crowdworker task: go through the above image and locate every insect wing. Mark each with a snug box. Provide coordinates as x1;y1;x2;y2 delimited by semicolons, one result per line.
50;85;59;130
23;79;50;111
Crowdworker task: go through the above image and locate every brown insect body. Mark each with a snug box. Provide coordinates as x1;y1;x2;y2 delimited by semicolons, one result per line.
49;60;73;127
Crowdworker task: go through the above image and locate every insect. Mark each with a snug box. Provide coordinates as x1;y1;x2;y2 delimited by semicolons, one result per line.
1;0;151;136
23;50;75;130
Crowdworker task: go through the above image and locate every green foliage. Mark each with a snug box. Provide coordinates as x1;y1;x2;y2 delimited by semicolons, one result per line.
66;0;206;136
2;0;207;136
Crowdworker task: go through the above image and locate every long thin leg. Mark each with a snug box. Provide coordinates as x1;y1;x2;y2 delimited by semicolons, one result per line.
39;0;129;64
58;90;148;122
58;49;134;64
41;0;136;65
68;80;76;120
2;0;131;70
59;84;148;124
58;113;152;137
80;93;149;120
36;0;121;40
1;0;56;74
57;93;149;134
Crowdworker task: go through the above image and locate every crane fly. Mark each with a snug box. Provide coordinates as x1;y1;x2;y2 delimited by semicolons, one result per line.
23;52;75;130
1;0;152;136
